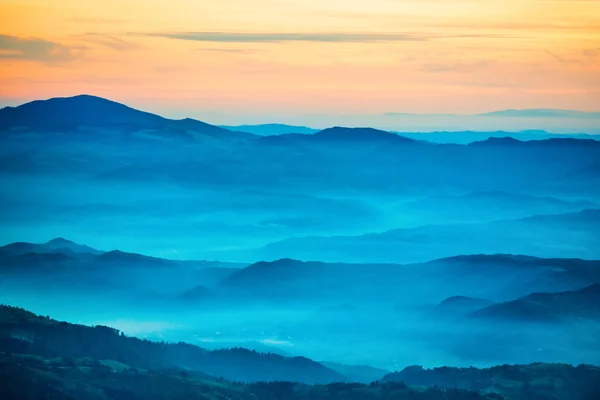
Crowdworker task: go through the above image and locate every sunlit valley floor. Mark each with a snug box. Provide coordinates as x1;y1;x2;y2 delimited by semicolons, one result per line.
1;95;600;399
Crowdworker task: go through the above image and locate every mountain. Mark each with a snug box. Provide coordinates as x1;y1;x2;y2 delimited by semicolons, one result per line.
0;239;241;271
225;125;600;144
475;109;600;119
0;304;345;384
2;305;599;400
4;238;599;305
96;249;176;266
382;363;600;400
0;239;244;298
255;126;421;146
471;283;600;322
255;209;600;264
0;95;255;141
218;255;600;304
385;108;600;119
391;130;600;144
220;123;319;135
4;98;600;198
313;126;419;143
0;354;501;400
43;237;103;254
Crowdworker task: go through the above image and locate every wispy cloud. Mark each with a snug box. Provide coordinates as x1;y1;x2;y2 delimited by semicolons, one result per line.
0;35;79;62
141;31;526;44
78;33;138;51
144;32;427;43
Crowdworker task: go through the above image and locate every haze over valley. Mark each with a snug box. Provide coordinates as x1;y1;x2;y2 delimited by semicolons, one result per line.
1;96;599;398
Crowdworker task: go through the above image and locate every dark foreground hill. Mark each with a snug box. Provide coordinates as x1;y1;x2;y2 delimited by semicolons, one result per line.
0;305;343;384
383;363;600;400
0;305;505;400
0;353;504;400
2;305;600;400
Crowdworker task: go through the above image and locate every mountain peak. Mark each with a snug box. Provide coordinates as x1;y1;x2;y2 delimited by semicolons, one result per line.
0;94;254;141
315;126;417;142
469;136;522;146
46;237;77;246
43;237;101;254
0;94;164;131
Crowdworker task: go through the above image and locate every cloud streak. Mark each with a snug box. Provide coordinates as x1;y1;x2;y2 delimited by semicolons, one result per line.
142;31;527;44
0;35;78;62
78;33;138;51
145;32;427;43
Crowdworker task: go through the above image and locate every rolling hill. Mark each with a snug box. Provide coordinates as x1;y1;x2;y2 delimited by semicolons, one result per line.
0;305;344;384
470;283;600;322
0;95;255;141
255;209;600;264
218;254;600;304
382;363;600;400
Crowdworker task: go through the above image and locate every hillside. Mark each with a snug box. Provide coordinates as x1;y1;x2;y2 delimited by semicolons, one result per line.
256;209;600;264
217;254;600;304
0;95;255;141
2;305;600;400
0;239;242;301
0;305;344;384
382;363;600;400
0;353;503;400
470;283;600;322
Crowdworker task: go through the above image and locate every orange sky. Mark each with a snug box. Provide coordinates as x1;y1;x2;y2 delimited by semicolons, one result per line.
1;0;599;119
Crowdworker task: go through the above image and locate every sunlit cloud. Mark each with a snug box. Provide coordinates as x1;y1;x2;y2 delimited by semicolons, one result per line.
0;34;79;62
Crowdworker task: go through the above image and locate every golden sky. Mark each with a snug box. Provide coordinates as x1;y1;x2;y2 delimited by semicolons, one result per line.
1;0;599;118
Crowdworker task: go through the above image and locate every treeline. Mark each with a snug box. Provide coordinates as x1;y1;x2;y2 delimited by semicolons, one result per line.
383;364;600;400
0;305;343;384
2;304;600;400
0;352;502;400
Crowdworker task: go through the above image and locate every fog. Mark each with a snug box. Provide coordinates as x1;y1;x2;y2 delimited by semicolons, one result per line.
1;107;599;384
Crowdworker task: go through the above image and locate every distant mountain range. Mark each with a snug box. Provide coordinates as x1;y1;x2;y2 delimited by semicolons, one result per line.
220;123;319;135
475;109;600;119
220;124;599;143
2;95;599;143
218;253;600;304
254;209;600;264
1;94;600;260
0;238;245;297
3;238;600;306
385;108;600;119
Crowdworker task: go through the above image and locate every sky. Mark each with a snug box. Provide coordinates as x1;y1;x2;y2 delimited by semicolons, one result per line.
1;0;600;121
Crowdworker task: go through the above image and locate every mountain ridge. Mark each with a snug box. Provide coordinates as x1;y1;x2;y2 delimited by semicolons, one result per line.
0;94;255;141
